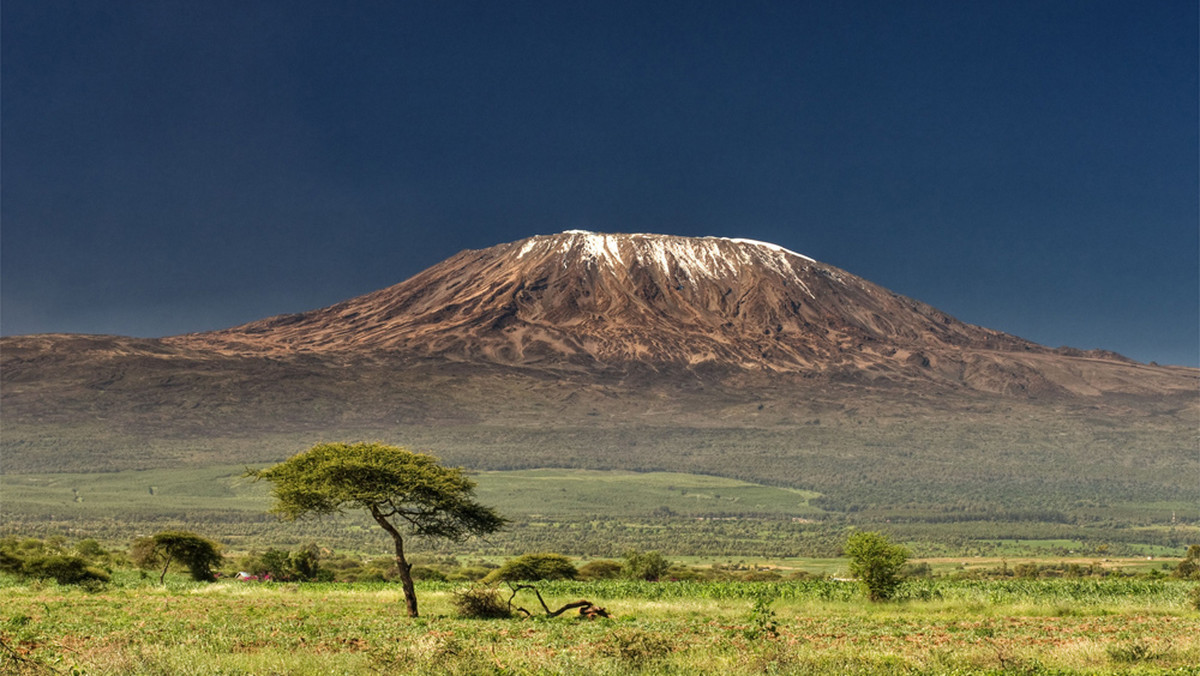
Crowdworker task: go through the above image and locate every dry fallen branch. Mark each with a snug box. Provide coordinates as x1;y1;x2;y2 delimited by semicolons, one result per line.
0;633;63;675
505;583;610;619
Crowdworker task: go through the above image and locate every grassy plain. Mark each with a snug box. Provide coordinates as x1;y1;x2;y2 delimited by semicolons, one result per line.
4;465;1197;561
1;466;821;520
2;574;1197;675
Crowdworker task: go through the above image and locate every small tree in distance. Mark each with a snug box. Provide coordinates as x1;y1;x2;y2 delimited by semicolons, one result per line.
131;531;223;584
1172;544;1200;580
623;550;671;581
844;531;909;602
248;442;505;617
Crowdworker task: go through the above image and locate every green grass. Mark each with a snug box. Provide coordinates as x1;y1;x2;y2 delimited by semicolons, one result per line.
1;466;821;521
474;468;823;519
2;465;265;513
4;465;1197;560
2;575;1198;675
1;466;836;556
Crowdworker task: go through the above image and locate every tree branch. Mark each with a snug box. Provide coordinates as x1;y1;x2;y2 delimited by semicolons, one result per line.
504;583;609;618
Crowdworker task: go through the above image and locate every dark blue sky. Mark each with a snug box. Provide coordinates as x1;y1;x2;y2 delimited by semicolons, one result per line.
3;1;1197;366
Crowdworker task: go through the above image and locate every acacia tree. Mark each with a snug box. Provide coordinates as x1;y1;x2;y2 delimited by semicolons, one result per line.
485;552;578;583
844;531;909;602
248;442;505;617
130;531;223;584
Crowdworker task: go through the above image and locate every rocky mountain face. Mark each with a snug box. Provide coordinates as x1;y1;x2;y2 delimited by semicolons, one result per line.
2;231;1195;479
166;231;1189;398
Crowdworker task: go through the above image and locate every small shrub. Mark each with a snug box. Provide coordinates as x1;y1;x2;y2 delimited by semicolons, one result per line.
452;586;513;619
599;629;673;667
74;539;109;561
902;561;933;579
446;566;490;581
1188;585;1200;611
1106;640;1157;663
742;570;782;582
743;592;779;640
577;559;623;580
0;547;23;576
410;566;447;581
21;555;110;586
1173;545;1200;580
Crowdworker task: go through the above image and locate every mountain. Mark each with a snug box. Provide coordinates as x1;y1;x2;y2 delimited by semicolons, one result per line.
3;231;1197;550
166;231;1187;398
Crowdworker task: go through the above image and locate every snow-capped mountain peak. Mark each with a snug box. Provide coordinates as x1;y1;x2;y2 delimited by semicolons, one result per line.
173;230;1095;395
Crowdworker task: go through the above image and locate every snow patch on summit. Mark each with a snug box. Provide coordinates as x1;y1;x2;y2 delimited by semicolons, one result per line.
723;238;814;263
515;231;817;294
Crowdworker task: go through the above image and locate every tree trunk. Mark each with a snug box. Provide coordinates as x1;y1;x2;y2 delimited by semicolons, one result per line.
159;544;173;584
393;536;418;618
371;508;418;617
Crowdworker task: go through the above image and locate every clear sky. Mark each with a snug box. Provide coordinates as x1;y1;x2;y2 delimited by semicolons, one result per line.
2;1;1197;366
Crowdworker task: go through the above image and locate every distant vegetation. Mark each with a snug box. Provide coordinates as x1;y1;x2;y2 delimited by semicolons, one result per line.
3;463;1195;561
4;383;1194;550
0;536;110;587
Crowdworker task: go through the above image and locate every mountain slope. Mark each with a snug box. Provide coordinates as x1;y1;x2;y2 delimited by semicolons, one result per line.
167;231;1189;397
2;232;1196;544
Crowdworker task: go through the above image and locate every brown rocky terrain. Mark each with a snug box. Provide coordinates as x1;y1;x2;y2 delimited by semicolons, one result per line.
168;231;1193;398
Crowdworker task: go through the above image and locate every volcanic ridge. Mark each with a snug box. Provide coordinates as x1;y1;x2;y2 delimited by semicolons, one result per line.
163;231;1188;398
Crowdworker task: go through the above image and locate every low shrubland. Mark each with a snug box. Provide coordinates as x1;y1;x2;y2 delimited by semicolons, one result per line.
4;535;1199;674
2;571;1198;675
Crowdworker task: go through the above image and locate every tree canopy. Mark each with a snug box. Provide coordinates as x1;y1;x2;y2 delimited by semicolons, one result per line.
130;531;223;584
1173;544;1200;580
485;552;577;583
248;442;505;616
623;550;671;581
844;531;909;602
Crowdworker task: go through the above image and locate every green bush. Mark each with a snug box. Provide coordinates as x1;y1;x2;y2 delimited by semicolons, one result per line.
20;555;110;586
452;586;513;619
410;566;447;581
446;566;491;581
623;550;671;581
0;537;109;586
845;531;909;602
241;543;330;581
1172;545;1200;580
484;552;577;583
1106;640;1158;663
577;559;623;580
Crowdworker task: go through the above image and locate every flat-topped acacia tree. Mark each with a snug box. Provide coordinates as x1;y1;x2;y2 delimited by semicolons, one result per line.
248;442;505;617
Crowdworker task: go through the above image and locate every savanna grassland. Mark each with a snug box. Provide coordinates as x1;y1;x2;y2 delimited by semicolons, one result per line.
4;464;1197;560
3;574;1198;675
4;344;1196;559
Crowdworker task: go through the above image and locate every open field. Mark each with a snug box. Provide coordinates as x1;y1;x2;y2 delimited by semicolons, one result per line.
4;466;1196;560
2;574;1198;675
0;466;822;522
